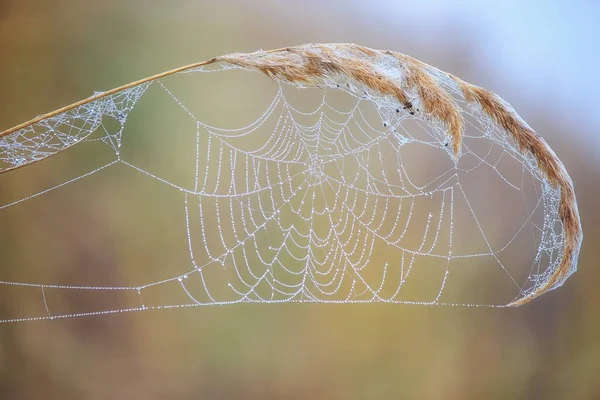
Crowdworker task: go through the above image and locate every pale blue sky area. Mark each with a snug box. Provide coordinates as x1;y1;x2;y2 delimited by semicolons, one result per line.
358;0;600;151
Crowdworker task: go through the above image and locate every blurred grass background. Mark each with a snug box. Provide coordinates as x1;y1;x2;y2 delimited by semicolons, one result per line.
1;0;599;399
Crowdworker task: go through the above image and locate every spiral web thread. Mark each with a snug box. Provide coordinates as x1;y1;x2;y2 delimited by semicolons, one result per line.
0;60;569;323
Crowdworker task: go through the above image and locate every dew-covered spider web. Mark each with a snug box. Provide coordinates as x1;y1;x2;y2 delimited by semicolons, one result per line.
0;61;568;323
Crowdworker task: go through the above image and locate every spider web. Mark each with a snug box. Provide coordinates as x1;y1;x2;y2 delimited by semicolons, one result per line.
0;62;567;322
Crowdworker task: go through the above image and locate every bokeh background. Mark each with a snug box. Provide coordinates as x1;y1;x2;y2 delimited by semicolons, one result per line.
1;0;599;398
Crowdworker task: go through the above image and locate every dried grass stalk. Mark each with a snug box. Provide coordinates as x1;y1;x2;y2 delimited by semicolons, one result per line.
0;43;581;306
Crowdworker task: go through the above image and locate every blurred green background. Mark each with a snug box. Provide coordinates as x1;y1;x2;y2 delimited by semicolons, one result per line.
1;1;599;399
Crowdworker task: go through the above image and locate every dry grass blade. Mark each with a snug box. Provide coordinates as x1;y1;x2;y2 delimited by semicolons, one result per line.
0;43;581;306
